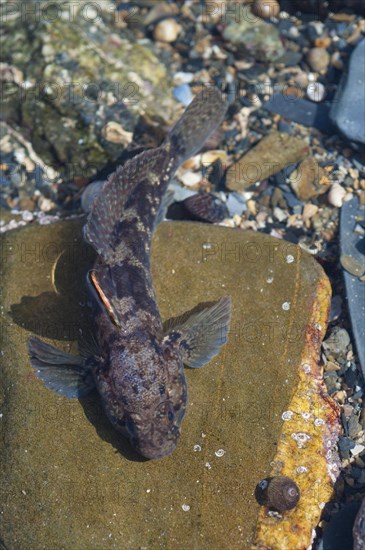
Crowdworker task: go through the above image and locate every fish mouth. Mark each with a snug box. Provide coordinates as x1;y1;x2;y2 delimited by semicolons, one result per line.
135;427;181;460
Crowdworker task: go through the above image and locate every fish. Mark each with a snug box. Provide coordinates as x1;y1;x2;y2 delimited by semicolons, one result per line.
28;86;232;459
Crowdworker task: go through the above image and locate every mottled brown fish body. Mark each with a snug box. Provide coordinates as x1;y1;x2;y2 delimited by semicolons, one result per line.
29;87;232;459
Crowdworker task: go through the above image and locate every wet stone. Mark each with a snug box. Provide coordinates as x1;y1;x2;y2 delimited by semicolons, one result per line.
1;0;176;177
226;132;309;191
0;219;339;550
222;7;284;63
330;39;365;145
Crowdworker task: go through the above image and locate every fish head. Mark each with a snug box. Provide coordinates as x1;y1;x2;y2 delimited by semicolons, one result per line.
131;342;188;460
100;338;188;459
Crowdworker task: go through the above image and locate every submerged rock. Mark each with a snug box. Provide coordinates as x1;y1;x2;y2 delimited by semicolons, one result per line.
0;219;339;549
330;39;365;145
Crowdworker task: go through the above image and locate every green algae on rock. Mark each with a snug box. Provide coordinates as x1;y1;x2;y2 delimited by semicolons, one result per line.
222;7;284;63
1;0;176;177
0;219;339;549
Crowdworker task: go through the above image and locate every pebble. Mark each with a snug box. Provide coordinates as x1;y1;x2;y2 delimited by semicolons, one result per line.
306;47;330;74
302;203;319;223
226;192;247;216
153;18;182;43
306;82;326;103
173;72;194;85
226;132;309;191
101;122;133;146
289;157;329;201
328;182;347;207
38;197;56;212
263;95;335;133
251;0;280;19
323;327;350;359
81;180;104;213
178;171;202;188
338;436;355;459
173;84;193;106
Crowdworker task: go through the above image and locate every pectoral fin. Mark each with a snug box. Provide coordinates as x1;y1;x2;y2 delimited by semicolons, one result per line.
28;336;96;398
164;296;232;368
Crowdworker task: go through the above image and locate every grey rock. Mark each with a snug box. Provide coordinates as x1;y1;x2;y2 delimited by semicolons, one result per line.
340;196;365;377
353;497;365;550
330;39;365;145
317;501;361;550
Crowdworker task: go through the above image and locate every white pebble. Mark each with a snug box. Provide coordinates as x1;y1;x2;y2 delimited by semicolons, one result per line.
328;182;346;208
306;82;326;102
21;210;34;222
178;171;202;187
350;444;365;457
182;504;190;511
286;254;295;264
154;18;181;43
193;445;202;452
282;301;291;311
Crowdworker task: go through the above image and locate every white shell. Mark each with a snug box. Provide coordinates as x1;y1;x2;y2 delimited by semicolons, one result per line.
328;182;346;208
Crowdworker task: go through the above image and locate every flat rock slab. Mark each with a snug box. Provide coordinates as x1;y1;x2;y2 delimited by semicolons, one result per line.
0;220;339;550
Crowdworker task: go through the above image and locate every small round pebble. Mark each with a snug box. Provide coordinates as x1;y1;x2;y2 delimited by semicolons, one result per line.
251;0;280;19
328;182;346;208
282;302;291;311
182;504;190;512
306;82;326;102
306;47;330;74
153;18;181;43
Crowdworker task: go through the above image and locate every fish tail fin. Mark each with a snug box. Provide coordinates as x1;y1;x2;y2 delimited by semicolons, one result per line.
84;86;227;264
164;296;232;368
164;86;228;169
28;336;96;398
